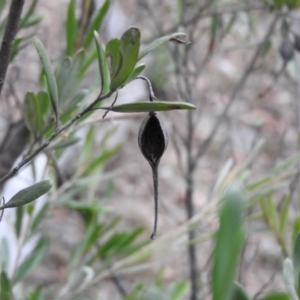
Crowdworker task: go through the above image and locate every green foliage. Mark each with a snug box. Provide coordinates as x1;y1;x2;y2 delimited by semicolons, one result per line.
94;31;111;93
0;271;12;300
65;0;76;55
110;27;141;91
212;188;245;300
34;37;59;125
83;0;110;49
100;101;196;113
0;180;52;210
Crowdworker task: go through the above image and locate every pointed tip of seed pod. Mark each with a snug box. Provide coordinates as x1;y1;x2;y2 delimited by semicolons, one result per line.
150;233;156;240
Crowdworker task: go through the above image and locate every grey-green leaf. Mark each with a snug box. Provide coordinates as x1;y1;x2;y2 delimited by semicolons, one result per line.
106;38;121;78
101;101;196;113
94;31;110;93
34;37;59;125
138;32;186;61
110;27;140;91
24;92;42;133
0;180;52;210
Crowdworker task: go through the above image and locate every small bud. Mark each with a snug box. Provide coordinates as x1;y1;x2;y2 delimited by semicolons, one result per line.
279;37;294;63
138;112;168;239
138;112;168;168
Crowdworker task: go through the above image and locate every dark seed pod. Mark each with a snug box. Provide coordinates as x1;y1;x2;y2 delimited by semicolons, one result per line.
138;112;168;240
279;37;294;63
138;112;168;168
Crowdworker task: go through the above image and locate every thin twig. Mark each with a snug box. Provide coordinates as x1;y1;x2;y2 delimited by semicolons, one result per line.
0;90;114;186
0;197;5;221
193;13;282;167
102;91;118;119
143;3;266;43
0;0;24;99
136;76;156;101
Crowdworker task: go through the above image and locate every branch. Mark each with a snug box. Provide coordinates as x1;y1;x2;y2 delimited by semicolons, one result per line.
192;13;281;167
143;2;266;43
0;0;25;98
0;90;114;186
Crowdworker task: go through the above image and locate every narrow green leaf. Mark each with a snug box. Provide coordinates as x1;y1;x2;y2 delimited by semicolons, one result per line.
37;90;51;123
30;202;49;233
13;237;49;283
259;293;290;300
106;38;121;78
124;63;146;85
283;258;299;300
56;57;73;100
97;233;122;257
11;37;23;60
20;15;42;28
293;217;300;246
83;223;103;252
293;233;300;288
101;101;196;113
170;281;189;300
230;281;250;300
212;188;245;300
24;92;42;133
34;38;59;125
51;137;80;150
66;0;77;55
0;238;10;273
19;0;38;29
65;89;89;112
210;15;222;40
94;31;110;93
0;271;12;300
56;50;85;107
110;27;140;91
81;143;122;177
15;206;24;237
280;195;290;236
221;13;237;39
0;180;52;210
80;47;98;78
83;0;110;49
138;32;186;61
27;286;45;300
267;193;280;231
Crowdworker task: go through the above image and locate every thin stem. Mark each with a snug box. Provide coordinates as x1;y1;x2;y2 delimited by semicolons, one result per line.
0;0;24;99
0;90;114;186
136;76;156;102
0;197;4;221
150;163;159;240
102;91;118;119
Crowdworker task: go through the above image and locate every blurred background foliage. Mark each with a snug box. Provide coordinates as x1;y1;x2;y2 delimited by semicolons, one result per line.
2;0;300;299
